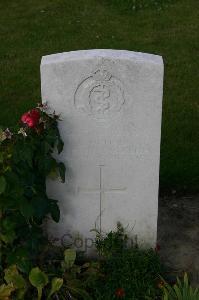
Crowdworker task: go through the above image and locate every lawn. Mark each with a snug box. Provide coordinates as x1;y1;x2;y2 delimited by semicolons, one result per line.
0;0;198;193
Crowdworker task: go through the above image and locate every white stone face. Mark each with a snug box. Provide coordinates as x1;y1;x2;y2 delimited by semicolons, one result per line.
41;49;164;254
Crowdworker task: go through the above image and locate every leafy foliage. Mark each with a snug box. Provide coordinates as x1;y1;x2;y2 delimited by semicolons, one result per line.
87;223;164;299
0;105;65;273
4;265;27;299
162;273;199;300
0;104;96;299
95;222;129;257
0;105;69;299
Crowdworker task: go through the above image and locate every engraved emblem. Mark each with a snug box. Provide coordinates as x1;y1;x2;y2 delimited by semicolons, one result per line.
74;66;125;116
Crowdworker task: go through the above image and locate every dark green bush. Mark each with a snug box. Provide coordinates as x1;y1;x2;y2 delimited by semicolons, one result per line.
0;106;65;275
87;224;164;299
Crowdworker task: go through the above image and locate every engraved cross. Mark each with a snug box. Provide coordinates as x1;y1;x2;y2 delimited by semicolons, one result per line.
77;165;126;232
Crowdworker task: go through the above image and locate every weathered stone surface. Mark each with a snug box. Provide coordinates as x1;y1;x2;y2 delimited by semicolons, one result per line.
41;49;164;254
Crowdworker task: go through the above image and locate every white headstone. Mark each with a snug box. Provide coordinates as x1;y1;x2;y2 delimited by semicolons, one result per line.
41;49;164;254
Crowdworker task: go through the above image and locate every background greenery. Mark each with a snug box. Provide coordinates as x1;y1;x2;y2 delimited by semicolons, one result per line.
0;0;198;193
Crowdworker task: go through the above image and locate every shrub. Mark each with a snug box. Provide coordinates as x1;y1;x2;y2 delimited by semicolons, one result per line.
0;104;65;274
87;223;164;299
0;104;91;299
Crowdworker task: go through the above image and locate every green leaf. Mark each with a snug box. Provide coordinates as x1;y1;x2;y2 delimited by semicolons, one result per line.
0;176;6;195
193;287;199;296
47;278;63;299
173;284;182;299
4;265;27;297
29;267;48;288
17;259;32;275
44;141;51;154
19;199;34;219
64;249;76;269
29;267;48;300
51;278;63;293
13;142;33;168
58;162;66;183
57;138;64;154
183;272;189;289
0;231;16;244
163;292;168;300
32;196;49;219
50;200;60;223
6;248;32;274
0;283;15;300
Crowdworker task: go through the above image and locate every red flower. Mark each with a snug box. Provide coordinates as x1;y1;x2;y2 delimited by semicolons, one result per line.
30;108;40;122
115;288;125;298
155;243;161;252
21;112;29;123
21;109;40;128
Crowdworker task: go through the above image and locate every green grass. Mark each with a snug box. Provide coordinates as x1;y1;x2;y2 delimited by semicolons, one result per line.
0;0;198;193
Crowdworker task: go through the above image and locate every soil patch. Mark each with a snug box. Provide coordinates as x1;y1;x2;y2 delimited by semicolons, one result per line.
158;195;199;286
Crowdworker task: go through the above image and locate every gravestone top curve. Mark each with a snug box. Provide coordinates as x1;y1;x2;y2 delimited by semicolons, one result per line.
41;49;163;66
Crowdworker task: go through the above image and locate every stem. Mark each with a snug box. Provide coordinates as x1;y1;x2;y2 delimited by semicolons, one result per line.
37;287;42;300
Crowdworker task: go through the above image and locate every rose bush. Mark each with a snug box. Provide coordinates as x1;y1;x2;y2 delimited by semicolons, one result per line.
0;104;95;299
0;103;66;296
